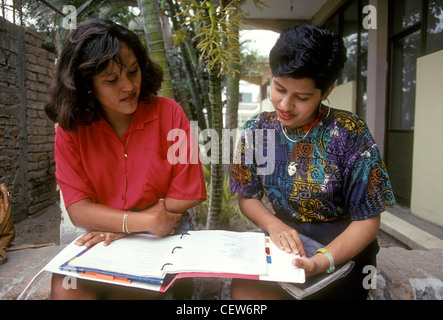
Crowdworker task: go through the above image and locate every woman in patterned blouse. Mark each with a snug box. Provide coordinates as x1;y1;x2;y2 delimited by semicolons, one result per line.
230;24;395;300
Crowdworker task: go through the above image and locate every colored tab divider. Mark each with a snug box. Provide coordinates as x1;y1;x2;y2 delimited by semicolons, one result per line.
265;237;272;264
82;270;132;284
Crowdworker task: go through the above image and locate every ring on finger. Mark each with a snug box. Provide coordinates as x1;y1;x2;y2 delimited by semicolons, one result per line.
100;233;104;239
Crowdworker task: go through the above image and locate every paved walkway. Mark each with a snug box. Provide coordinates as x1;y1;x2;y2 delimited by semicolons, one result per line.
1;245;59;300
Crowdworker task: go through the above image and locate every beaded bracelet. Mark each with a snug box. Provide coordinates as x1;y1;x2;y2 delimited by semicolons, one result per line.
122;211;131;234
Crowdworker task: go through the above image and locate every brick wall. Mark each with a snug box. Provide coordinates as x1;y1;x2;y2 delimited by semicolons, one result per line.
0;17;58;222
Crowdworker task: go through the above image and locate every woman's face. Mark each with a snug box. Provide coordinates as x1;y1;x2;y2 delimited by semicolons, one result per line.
91;42;141;120
270;77;333;128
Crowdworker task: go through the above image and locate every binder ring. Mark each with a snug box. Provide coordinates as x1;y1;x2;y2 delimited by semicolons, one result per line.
180;232;190;239
161;263;172;270
172;246;183;254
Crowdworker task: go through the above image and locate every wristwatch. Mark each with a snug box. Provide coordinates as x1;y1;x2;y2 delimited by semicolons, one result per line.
316;248;335;273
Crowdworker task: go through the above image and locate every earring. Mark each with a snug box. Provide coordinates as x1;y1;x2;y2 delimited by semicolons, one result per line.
86;90;95;117
319;98;330;109
267;86;273;102
319;98;331;126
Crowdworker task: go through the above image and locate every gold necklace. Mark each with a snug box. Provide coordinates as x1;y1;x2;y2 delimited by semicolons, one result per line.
280;117;316;143
282;104;331;177
124;119;134;159
282;120;316;177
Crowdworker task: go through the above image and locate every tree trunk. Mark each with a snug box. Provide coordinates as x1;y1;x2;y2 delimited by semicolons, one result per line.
166;0;207;129
166;48;194;120
225;26;240;170
206;64;223;230
137;0;174;98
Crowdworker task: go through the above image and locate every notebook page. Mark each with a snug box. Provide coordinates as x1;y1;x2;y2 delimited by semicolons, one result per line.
166;230;267;275
68;233;180;278
260;239;305;283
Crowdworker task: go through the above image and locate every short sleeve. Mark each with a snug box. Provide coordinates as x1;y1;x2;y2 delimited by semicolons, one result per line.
54;125;97;207
343;124;396;221
230;118;264;200
165;102;207;201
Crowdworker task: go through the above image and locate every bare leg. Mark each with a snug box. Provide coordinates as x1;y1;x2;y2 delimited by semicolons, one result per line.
230;278;293;300
105;284;165;300
50;273;165;300
51;273;103;300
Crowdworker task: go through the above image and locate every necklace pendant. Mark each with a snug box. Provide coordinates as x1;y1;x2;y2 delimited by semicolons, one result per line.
288;162;298;177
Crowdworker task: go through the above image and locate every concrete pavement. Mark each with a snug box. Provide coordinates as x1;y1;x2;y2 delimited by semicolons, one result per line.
1;245;60;300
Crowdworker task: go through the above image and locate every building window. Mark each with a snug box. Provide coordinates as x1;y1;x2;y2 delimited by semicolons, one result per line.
392;0;422;34
342;0;359;83
386;0;443;206
240;92;253;103
323;0;369;118
389;0;443;131
390;29;421;131
426;0;443;54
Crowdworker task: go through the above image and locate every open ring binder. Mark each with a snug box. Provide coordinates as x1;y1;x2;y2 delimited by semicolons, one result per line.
49;230;323;295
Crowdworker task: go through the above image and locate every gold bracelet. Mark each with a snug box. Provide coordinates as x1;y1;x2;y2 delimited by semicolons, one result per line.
123;211;131;234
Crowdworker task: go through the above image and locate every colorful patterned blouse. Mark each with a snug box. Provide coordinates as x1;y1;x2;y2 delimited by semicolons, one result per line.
230;106;396;223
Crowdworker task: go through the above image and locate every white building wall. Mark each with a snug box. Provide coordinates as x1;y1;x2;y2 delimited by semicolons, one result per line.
411;49;443;227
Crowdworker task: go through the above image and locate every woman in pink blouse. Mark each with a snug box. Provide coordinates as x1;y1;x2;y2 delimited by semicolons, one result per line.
45;18;206;299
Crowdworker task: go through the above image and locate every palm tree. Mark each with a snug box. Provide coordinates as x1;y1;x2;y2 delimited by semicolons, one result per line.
164;0;207;127
225;13;241;172
137;0;175;98
206;62;224;229
175;0;242;229
175;0;268;229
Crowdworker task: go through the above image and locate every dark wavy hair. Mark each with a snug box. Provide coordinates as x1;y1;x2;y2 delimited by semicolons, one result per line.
45;18;163;131
269;24;347;94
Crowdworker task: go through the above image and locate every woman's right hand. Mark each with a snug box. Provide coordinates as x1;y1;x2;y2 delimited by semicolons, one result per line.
139;199;182;236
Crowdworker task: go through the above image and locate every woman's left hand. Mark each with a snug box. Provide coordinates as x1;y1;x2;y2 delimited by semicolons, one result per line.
74;231;127;247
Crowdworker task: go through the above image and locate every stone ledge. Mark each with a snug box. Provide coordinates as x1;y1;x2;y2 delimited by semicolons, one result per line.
380;211;443;250
370;247;443;300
